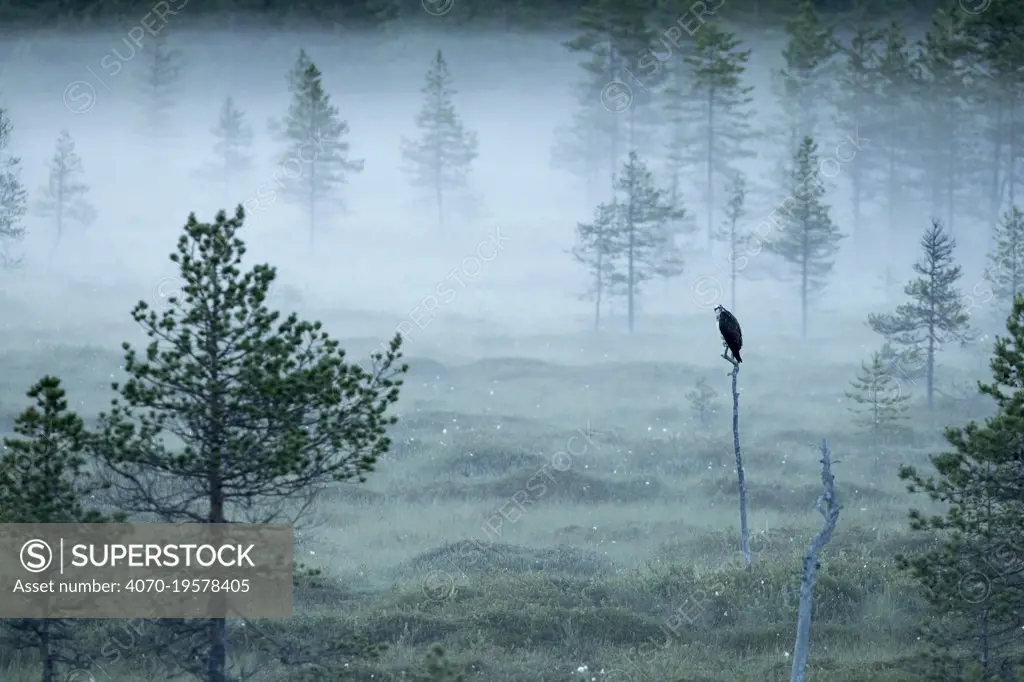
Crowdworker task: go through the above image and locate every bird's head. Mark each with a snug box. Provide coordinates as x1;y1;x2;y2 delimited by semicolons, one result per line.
713;305;724;320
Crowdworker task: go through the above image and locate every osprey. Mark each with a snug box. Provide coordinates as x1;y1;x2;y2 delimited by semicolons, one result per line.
714;305;743;363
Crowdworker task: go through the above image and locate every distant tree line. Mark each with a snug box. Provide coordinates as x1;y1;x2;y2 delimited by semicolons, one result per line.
0;37;477;258
0;0;968;28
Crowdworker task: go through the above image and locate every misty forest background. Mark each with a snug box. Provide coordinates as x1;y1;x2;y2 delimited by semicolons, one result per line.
0;0;1024;680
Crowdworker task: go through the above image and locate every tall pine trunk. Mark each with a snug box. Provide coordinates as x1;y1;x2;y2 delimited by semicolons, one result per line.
1009;96;1018;210
730;231;737;312
946;133;957;234
926;321;935;411
53;180;64;251
991;101;1004;242
851;161;862;245
627;212;636;333
308;167;316;250
801;236;809;342
706;86;715;247
436;183;444;233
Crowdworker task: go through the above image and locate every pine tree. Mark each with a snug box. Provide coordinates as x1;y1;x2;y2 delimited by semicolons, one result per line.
869;20;917;241
879;338;928;385
834;6;883;242
87;206;407;681
196;97;253;201
611;151;687;333
274;50;364;248
560;0;662;195
776;0;837;146
0;107;27;268
868;220;971;410
37;130;95;249
681;22;755;246
845;350;909;463
401;50;478;233
551;105;606;206
0;376;123;682
911;5;974;236
766;136;844;341
985;205;1024;313
714;171;748;312
135;28;181;140
898;294;1024;679
572;201;624;331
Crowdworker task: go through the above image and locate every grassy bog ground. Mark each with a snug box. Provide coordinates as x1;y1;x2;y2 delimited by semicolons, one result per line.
0;314;992;681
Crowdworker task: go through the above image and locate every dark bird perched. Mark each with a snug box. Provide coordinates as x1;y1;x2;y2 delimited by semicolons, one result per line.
714;305;743;363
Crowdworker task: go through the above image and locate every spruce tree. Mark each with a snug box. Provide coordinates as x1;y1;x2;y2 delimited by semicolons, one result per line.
766;136;844;341
681;22;755;246
714;171;748;312
274;50;364;248
88;206;407;681
868;220;971;410
37;130;95;249
0;106;26;268
985;205;1024;313
135;28;181;140
0;376;123;682
400;50;478;233
898;294;1024;679
845;350;909;464
196;97;253;200
834;7;882;242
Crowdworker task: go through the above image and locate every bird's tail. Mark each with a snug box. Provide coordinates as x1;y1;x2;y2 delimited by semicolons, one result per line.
736;352;742;363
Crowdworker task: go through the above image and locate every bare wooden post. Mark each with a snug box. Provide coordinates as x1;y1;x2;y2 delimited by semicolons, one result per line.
789;439;841;682
721;348;750;568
